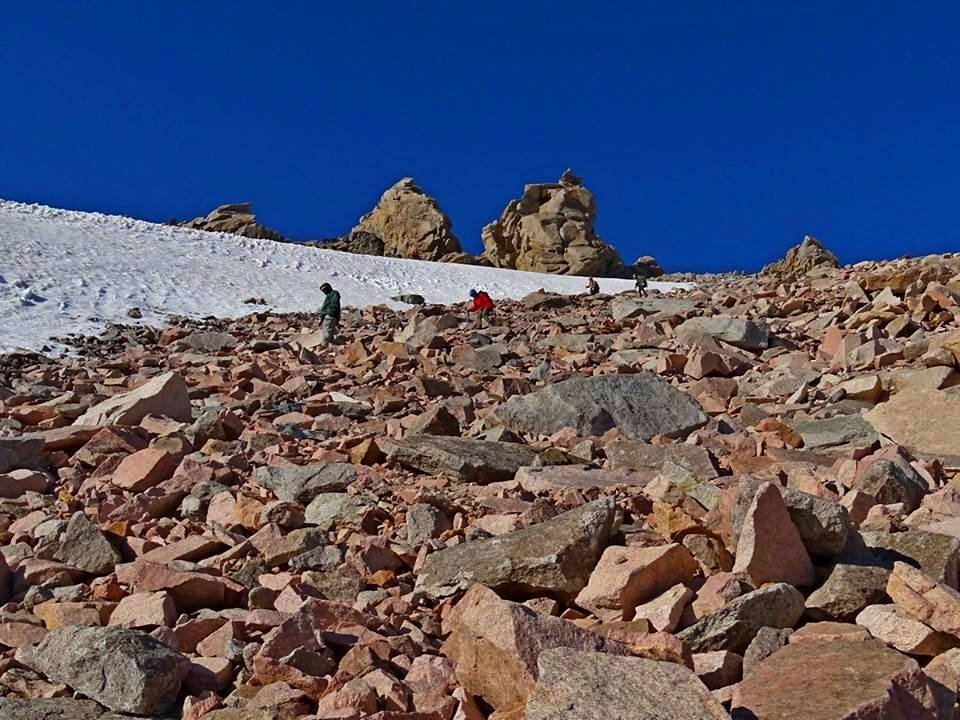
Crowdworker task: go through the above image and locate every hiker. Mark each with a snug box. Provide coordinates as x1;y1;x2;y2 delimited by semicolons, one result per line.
469;288;495;328
634;271;648;297
318;282;341;345
585;277;600;295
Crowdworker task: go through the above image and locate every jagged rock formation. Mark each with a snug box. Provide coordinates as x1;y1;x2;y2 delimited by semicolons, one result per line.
351;178;462;261
762;235;840;278
178;203;284;242
634;255;664;278
481;170;629;277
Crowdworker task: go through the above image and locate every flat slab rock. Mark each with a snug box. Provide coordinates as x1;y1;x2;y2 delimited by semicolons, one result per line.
253;462;356;504
496;374;708;442
525;648;729;720
382;434;538;483
416;498;616;600
0;697;145;720
731;638;944;719
515;465;648;492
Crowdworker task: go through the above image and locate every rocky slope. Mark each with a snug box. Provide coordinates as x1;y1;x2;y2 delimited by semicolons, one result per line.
1;249;960;718
481;169;630;277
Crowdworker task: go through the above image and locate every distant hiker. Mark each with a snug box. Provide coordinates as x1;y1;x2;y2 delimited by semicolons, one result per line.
585;277;600;295
318;282;341;345
469;288;495;328
634;271;648;297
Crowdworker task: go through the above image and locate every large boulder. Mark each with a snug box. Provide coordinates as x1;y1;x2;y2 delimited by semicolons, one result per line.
382;435;537;483
496;374;708;442
481;170;629;277
762;235;840;279
253;462;356;504
677;583;805;653
179;202;284;241
525;648;729;720
416;498;617;601
74;371;192;426
54;512;122;575
0;436;45;474
0;698;118;720
677;316;771;352
18;626;189;715
731;639;944;719
865;388;960;460
351;177;461;261
441;584;631;713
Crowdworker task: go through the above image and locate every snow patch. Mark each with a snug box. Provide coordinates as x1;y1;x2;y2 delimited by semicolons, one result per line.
0;199;690;354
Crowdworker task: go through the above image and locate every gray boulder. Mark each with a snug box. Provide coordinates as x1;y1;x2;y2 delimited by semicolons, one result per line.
0;697;133;720
19;626;189;715
0;436;45;473
733;477;850;556
677;583;805;653
677;316;771;352
303;493;383;532
611;296;697;322
861;529;960;588
496;374;708;442
253;462;356;504
54;512;122;575
416;498;617;601
852;458;928;512
525;648;729;720
382;435;537;483
406;503;452;545
788;414;879;453
804;563;890;621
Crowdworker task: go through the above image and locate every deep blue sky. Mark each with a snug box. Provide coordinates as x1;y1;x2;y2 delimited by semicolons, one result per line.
3;2;959;272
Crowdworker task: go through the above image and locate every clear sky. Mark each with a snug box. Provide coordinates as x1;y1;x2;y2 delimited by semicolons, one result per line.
2;2;958;272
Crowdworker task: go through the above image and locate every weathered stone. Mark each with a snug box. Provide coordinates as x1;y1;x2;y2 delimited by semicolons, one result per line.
677;316;771;352
733;476;850;557
762;235;840;278
352;177;461;261
441;584;631;713
887;562;960;638
497;374;707;442
54;512;122;575
416;498;617;601
524;648;729;720
180;202;283;241
576;543;699;621
732;638;942;719
253;462;355;504
866;387;960;460
733;482;815;588
805;563;891;621
0;697;115;720
677;583;805;653
789;414;879;453
605;438;717;480
19;625;189;715
382;435;537;483
853;457;928;512
75;371;192;426
0;436;45;474
303;493;382;532
109;591;177;629
862;529;960;588
856;603;957;656
406;503;452;545
742;626;791;676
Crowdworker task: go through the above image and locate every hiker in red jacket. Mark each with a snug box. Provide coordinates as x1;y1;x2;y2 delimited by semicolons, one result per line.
469;288;495;328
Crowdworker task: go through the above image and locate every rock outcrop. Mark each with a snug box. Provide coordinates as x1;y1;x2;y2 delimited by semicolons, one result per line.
178;202;284;241
762;235;840;278
481;170;629;277
351;177;462;261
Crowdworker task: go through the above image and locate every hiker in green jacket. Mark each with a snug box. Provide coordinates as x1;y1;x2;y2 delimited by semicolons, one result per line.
319;282;341;346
